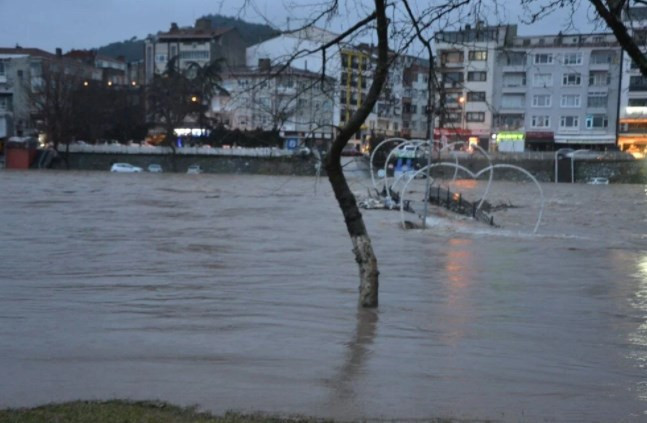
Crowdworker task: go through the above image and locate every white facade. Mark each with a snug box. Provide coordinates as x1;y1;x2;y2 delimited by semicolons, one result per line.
493;33;621;151
211;67;335;144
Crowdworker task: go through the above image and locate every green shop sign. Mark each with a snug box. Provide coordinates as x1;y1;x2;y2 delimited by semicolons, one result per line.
496;132;524;142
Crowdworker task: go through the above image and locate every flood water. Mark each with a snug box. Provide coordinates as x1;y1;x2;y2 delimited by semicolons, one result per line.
1;168;646;422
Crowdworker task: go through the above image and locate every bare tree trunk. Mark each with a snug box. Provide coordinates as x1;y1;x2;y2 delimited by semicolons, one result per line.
325;0;389;308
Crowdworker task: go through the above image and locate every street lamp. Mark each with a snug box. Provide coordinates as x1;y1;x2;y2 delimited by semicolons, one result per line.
458;95;466;135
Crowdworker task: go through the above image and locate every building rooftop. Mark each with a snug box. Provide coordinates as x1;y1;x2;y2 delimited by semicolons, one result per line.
0;47;55;59
157;26;235;41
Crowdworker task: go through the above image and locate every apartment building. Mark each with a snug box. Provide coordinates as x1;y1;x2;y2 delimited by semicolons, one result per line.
434;23;517;150
144;18;246;83
371;54;430;140
0;47;100;141
493;33;621;152
211;62;335;146
618;6;647;157
247;28;431;146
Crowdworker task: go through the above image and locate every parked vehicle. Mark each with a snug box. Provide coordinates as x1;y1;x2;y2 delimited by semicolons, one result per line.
147;164;163;173
588;177;609;185
110;163;142;173
187;164;203;174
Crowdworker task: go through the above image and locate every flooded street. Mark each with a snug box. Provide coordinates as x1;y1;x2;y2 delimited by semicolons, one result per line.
1;169;646;421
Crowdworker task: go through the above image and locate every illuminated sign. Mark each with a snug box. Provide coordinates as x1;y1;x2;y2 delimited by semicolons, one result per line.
495;131;524;142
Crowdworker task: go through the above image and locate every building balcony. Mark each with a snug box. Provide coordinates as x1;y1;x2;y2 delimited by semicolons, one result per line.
501;84;527;93
500;64;526;72
589;62;610;71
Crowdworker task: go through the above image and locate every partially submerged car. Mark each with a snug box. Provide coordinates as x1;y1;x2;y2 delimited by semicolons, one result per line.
588;177;609;185
147;163;163;173
110;163;142;173
187;164;203;174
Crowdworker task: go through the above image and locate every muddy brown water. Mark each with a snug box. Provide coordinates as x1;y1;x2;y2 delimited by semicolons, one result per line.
0;168;646;421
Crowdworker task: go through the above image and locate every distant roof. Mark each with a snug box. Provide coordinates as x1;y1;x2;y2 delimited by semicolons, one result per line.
158;27;235;40
0;47;55;59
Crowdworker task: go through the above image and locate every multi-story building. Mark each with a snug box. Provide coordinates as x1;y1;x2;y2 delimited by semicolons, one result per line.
618;6;647;158
144;18;246;83
434;23;517;150
211;62;335;146
0;47;100;141
247;28;431;146
492;32;621;151
372;54;430;140
65;49;130;85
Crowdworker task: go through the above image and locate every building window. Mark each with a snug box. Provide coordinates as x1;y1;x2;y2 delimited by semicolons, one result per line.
0;96;9;110
467;91;486;102
0;61;5;76
562;53;582;65
534;53;553;64
560;94;581;108
589;71;609;86
560;116;579;128
179;50;209;60
467;71;487;82
531;115;550;128
503;72;526;87
441;50;464;64
501;94;525;108
585;115;608;128
502;52;525;66
468;50;488;61
532;94;551;107
591;52;613;64
628;98;647;107
562;73;582;86
587;92;607;108
170;45;177;58
466;112;485;122
629;75;647;91
533;73;552;87
155;54;167;63
443;71;464;84
444;112;461;123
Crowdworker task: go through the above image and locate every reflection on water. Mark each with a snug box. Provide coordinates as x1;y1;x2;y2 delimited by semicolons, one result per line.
0;170;646;421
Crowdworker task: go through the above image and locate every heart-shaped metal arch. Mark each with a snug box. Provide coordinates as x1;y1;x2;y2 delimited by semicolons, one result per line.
372;139;494;215
398;162;545;234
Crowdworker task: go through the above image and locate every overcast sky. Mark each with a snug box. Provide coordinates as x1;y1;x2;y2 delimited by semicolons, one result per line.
0;0;597;53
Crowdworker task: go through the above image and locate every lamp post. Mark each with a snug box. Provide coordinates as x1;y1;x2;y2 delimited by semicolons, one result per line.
458;95;465;141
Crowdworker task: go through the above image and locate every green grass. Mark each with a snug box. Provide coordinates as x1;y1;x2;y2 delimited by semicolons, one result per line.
0;401;334;423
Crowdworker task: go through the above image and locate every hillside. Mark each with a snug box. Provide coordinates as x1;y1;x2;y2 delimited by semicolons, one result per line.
96;14;279;62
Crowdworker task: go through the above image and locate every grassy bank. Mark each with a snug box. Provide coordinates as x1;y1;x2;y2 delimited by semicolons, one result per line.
0;401;332;423
0;400;469;423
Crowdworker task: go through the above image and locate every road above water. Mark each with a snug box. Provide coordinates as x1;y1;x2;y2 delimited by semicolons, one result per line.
0;169;646;422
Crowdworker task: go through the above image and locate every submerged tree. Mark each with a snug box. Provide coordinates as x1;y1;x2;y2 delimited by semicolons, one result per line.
236;0;647;308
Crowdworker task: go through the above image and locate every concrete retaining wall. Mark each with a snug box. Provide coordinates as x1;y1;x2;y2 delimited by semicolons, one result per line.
52;152;319;176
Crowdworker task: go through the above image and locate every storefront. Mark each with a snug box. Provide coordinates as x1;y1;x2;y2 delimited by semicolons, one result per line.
434;128;489;150
554;133;616;151
493;131;525;152
525;131;554;151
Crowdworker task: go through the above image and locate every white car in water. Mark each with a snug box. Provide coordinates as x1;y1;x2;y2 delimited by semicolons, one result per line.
187;164;203;174
147;163;163;173
588;177;609;185
110;163;142;173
